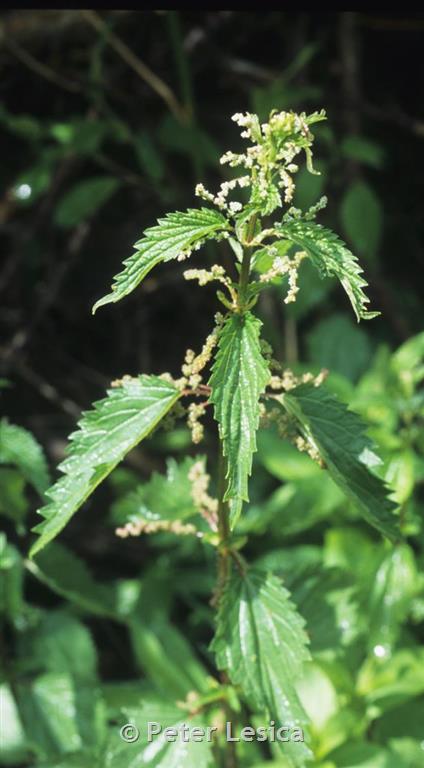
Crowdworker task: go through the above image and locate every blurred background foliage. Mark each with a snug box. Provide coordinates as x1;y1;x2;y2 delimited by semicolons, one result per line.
0;10;424;768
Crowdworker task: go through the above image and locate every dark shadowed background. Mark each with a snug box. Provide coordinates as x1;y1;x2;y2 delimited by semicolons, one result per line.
1;14;424;768
1;6;423;637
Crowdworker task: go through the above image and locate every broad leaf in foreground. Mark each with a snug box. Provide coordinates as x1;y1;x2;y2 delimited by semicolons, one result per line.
209;312;270;525
211;568;312;766
104;699;214;768
93;208;228;312
30;376;180;557
277;219;379;321
281;383;399;540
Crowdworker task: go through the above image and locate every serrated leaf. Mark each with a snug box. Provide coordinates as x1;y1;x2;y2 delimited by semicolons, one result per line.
0;419;50;496
30;375;180;557
280;384;399;539
93;208;228;313
111;456;200;527
276;218;379;321
209;312;270;525
211;568;312;766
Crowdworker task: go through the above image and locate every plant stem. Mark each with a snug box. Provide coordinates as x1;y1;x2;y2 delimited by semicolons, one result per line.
215;445;238;768
238;249;252;307
238;213;257;307
214;214;259;766
284;312;298;364
216;444;230;591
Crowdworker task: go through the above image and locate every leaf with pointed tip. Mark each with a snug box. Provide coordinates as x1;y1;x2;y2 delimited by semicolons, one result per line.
30;376;180;557
209;312;270;526
0;419;50;496
276;218;379;321
211;568;312;767
93;208;228;313
280;383;399;540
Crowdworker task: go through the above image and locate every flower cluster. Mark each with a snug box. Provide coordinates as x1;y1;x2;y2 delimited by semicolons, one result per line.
188;459;218;531
259;250;307;304
195;177;249;215
295;434;323;466
283;195;328;223
219;109;325;212
184;265;237;308
195;109;325;220
181;322;221;392
115;518;199;538
266;367;328;393
259;402;292;438
176;238;203;262
187;401;206;444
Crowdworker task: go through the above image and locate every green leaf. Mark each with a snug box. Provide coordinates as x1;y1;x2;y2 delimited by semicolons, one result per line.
340;136;384;169
16;672;105;760
15;613;105;758
209;312;270;525
30;375;180;557
211;568;312;766
359;648;424;710
0;419;50;496
341;180;383;265
257;428;321;481
306;314;372;382
0;684;27;764
111;456;201;527
0;535;25;622
0;468;28;526
54;176;120;228
281;384;399;539
373;696;424;744
104;698;214;767
130;616;210;699
134;130;165;182
19;611;98;683
327;742;406;768
27;543;117;618
50;118;109;155
277;219;379;321
159;113;221;167
367;544;418;654
289;567;359;653
93;207;228;313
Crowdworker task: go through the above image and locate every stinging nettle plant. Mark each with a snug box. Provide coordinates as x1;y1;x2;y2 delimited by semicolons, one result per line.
29;109;400;767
